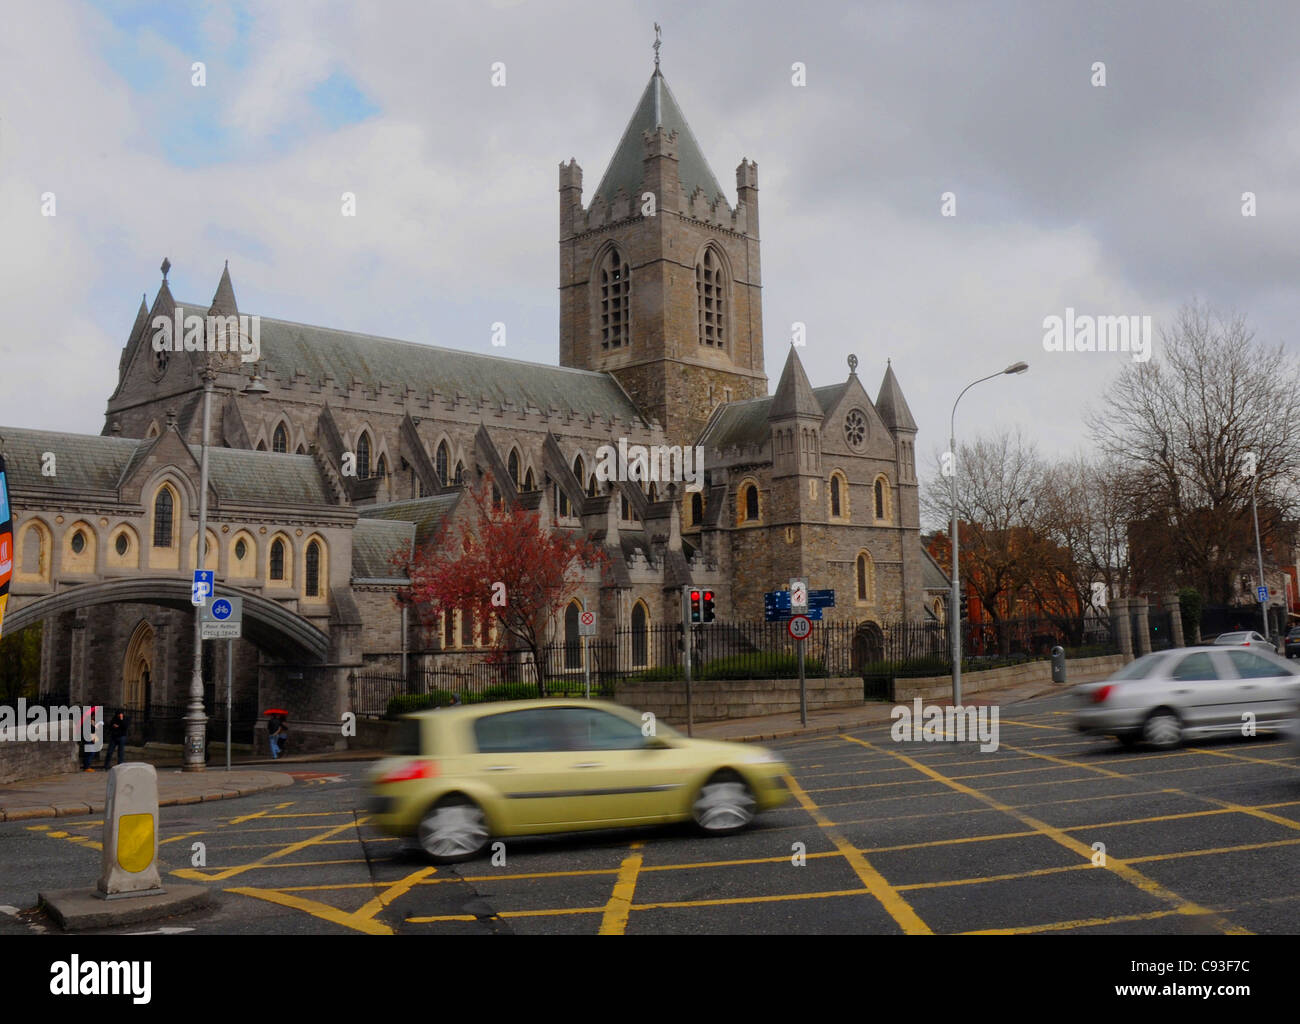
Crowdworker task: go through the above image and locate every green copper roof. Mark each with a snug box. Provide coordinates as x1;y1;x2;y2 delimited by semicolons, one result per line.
351;518;415;580
593;69;727;207
0;427;140;494
359;494;462;548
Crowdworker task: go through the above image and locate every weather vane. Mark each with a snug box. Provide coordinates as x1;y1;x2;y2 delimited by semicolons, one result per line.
653;23;662;68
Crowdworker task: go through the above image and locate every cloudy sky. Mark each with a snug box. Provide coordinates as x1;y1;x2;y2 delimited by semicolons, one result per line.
3;0;1297;481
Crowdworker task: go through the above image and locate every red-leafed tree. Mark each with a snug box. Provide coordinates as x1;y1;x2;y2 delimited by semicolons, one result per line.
398;474;608;695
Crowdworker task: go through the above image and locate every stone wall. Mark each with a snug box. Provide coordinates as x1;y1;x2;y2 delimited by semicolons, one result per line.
615;676;862;725
0;739;79;785
891;655;1128;703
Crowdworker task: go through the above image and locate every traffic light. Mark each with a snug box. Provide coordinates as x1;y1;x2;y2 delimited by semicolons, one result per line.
959;592;969;621
702;590;716;623
690;589;702;623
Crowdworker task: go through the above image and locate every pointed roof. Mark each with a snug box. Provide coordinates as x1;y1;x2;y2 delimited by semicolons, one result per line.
129;294;150;341
770;347;821;420
592;68;726;206
876;362;918;432
209;261;238;315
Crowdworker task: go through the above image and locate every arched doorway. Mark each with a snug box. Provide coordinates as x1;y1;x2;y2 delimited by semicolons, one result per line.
123;620;155;710
852;621;885;672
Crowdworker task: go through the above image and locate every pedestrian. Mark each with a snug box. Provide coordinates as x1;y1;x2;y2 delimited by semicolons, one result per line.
103;710;128;769
268;715;288;759
82;709;101;771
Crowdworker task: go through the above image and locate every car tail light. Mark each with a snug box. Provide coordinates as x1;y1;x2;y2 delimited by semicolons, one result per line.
1092;685;1113;704
379;760;438;783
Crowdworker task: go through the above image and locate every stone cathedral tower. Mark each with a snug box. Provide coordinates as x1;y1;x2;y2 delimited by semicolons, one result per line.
558;63;767;446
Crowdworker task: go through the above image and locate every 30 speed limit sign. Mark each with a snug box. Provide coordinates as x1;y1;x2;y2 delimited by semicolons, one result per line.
787;614;812;640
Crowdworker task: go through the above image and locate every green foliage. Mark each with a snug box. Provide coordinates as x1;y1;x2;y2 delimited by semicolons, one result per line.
385;690;456;718
478;682;540;702
0;624;42;701
1178;586;1203;643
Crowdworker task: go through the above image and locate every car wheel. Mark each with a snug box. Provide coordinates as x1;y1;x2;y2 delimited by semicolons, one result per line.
417;796;489;863
691;771;757;834
1142;710;1183;750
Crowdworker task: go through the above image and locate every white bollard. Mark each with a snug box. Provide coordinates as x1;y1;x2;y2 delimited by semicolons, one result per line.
97;763;165;899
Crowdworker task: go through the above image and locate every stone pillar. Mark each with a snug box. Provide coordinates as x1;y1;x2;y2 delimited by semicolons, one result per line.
1163;591;1185;647
68;610;89;704
1133;597;1151;656
1110;597;1133;660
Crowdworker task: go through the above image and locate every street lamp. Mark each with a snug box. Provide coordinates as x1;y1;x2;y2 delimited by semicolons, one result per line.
949;361;1028;706
183;361;272;772
1249;467;1269;642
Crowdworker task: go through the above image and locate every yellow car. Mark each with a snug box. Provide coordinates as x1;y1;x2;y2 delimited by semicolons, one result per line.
365;699;789;861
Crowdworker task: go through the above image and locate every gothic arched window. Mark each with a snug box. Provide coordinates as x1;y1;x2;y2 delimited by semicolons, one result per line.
356;432;371;480
831;475;842;518
305;540;321;597
696;245;727;348
599;247;630;350
270;538;286;581
508;449;520;487
272;423;288;454
690;492;703;525
153;489;174;548
436;441;449;486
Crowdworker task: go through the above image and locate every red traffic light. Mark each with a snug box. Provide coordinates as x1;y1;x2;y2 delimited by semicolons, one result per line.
703;590;713;600
691;590;700;600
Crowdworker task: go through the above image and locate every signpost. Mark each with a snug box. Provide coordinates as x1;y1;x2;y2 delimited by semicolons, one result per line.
789;614;813;726
681;586;694;736
200;596;242;771
578;610;596;699
0;454;12;642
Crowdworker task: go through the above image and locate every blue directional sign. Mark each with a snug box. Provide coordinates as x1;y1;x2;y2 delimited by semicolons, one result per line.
192;570;214;607
764;590;791;610
808;589;836;608
765;607;823;622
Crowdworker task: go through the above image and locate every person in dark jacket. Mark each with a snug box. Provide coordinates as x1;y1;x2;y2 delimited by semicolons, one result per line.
103;710;128;769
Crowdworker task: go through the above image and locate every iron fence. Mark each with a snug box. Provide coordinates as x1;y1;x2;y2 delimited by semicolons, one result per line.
349;614;1124;716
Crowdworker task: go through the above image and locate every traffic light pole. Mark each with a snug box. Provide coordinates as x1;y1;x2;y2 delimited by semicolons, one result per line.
682;586;693;737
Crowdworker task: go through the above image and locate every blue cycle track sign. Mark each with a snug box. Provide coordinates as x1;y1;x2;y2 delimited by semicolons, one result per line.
212;599;233;620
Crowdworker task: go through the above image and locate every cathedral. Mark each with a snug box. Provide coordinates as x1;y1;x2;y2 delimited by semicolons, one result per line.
2;62;942;746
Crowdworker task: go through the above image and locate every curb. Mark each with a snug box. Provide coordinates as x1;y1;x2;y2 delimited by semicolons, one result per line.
0;775;294;823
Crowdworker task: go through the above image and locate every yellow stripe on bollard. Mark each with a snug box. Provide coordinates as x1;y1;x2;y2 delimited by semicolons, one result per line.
117;813;155;873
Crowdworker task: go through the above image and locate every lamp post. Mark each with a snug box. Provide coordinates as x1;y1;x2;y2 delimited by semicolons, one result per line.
1250;470;1269;642
183;361;271;772
183;367;217;771
949;361;1029;706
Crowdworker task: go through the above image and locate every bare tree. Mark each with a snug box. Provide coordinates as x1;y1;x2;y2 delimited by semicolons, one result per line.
1087;301;1300;603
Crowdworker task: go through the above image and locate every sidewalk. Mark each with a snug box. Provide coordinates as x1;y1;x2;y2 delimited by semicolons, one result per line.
0;768;295;823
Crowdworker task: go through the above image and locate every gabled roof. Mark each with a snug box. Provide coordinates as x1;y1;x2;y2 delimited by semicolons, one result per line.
253;315;644;423
186;445;334;506
592;69;727;207
351;518;415;581
359;494;462;547
701;372;852;450
876;362;917;432
922;547;951;591
1;428;142;494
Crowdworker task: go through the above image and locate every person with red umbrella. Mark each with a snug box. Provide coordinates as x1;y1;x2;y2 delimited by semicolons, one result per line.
265;709;289;759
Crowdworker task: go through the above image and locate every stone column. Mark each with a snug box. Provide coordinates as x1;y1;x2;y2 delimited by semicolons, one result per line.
1133;597;1151;656
1110;597;1133;659
1163;591;1185;647
68;610;89;705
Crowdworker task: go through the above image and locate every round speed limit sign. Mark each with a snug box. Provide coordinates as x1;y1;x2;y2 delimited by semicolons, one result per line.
787;614;812;640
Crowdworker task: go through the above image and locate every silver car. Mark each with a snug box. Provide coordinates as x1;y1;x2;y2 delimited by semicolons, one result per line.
1072;646;1300;749
1212;630;1279;655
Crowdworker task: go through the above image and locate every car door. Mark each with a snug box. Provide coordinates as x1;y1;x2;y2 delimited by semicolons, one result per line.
1163;651;1237;730
1221;649;1298;728
462;708;589;830
538;707;694;825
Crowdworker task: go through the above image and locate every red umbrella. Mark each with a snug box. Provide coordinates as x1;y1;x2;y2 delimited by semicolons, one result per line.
263;708;289;716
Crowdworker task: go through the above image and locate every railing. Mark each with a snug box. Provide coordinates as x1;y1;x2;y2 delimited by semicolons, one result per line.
349;615;1123;716
9;695;261;746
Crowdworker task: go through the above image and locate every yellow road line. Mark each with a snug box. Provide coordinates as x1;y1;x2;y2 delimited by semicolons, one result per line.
173;820;360;882
964;907;1204;934
896;862;1092;891
228;801;294;825
226;886;393;935
1125;837;1300;864
350;866;438;926
783;771;932;935
838;734;1249;935
597;842;644;935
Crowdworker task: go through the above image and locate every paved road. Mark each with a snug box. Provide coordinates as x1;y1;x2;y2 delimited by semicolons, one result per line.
2;693;1297;935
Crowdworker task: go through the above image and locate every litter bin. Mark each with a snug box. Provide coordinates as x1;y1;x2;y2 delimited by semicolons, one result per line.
1051;646;1066;684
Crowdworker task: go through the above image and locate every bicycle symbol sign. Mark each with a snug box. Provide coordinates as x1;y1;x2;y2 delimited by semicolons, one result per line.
788;614;812;640
212;599;232;620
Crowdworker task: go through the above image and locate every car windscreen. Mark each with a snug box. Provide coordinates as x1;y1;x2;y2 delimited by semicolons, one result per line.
1214;633;1249;644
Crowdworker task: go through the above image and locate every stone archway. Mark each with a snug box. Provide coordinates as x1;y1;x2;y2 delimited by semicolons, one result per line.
852;620;885;672
123;619;155;710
